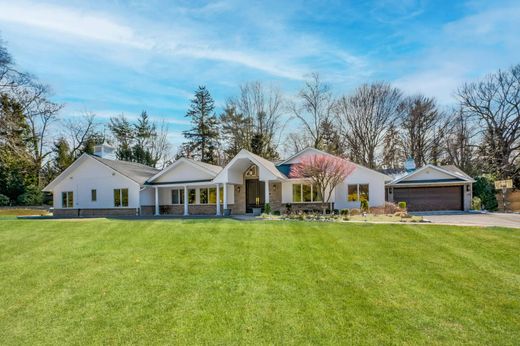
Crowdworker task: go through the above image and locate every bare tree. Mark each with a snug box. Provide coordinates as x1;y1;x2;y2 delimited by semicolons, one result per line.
290;73;335;149
444;108;477;174
336;82;403;169
62;112;97;158
457;64;520;182
400;95;444;167
150;120;172;169
228;81;285;159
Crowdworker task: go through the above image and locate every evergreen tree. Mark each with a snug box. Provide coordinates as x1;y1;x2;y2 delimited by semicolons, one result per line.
182;86;219;164
132;111;156;166
319;118;344;156
109;114;134;161
382;123;403;168
52;137;73;172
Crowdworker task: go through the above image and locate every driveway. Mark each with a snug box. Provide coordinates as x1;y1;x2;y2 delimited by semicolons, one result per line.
415;212;520;228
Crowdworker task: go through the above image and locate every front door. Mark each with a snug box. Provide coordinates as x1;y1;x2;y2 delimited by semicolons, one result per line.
246;179;265;213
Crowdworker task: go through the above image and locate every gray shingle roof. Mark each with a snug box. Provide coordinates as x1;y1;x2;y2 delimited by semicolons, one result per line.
439;165;474;181
90;155;160;185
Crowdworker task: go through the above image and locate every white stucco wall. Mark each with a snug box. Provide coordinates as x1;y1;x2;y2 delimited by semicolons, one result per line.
51;157;140;209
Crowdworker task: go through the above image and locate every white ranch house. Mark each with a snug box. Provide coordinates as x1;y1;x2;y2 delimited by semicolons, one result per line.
43;146;474;217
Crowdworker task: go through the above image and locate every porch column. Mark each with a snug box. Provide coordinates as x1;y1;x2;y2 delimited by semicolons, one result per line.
183;185;189;216
264;180;270;204
216;183;221;216
223;183;228;210
154;187;160;216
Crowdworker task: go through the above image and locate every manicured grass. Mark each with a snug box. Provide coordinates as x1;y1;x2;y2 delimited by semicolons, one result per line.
0;219;518;344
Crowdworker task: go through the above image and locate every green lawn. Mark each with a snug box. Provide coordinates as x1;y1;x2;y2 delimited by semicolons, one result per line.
0;219;519;345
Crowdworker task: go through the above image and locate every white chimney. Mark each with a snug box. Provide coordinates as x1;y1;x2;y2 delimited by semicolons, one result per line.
93;143;116;160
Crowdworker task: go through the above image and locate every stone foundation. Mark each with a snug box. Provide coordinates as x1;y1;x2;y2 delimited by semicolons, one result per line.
53;208;139;217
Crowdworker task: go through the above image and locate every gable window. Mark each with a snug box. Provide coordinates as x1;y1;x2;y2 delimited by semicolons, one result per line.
91;189;97;202
61;191;73;208
347;184;369;202
292;183;321;203
171;189;184;204
114;188;129;207
188;189;196;204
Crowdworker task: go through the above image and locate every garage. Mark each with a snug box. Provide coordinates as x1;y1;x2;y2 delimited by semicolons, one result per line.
385;164;474;212
393;186;463;211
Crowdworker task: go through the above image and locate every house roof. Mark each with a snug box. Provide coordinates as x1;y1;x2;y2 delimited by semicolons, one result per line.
278;147;392;180
43;154;160;191
387;164;474;186
89;155;160;185
146;157;222;184
245;150;288;180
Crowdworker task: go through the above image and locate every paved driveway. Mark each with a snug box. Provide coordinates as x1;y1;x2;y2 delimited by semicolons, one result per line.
415;212;520;228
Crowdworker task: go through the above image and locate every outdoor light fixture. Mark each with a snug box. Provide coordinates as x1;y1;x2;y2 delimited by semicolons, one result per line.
273;184;277;192
237;186;241;193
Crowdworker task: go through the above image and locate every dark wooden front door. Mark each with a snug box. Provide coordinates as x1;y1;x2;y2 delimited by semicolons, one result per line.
393;186;463;211
246;179;265;213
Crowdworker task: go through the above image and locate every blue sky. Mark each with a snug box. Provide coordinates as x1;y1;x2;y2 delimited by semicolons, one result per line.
0;0;519;149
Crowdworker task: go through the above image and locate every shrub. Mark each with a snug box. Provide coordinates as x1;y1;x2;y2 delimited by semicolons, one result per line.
350;208;361;216
285;203;292;214
360;198;369;212
384;202;400;214
16;185;43;206
340;209;350;216
264;203;271;215
273;210;281;216
471;196;482;210
398;201;407;210
473;175;498;211
0;194;10;206
369;207;385;215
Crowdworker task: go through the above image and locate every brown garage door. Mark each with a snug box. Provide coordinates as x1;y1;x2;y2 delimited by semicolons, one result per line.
393;186;463;211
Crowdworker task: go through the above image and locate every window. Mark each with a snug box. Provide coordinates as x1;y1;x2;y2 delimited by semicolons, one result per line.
302;184;312;202
91;189;97;202
359;184;369;201
188;189;196;204
200;188;209;204
292;183;321;203
292;184;302;202
348;185;358;201
61;191;73;208
209;188;217;204
347;184;369;202
171;189;184;204
114;188;129;207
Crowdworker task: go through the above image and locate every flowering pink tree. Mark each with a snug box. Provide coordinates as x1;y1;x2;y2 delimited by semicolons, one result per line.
290;154;356;213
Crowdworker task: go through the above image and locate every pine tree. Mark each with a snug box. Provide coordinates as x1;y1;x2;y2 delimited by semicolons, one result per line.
182;86;219;164
319;118;344;156
382;123;403;168
132;111;156;166
109;114;134;161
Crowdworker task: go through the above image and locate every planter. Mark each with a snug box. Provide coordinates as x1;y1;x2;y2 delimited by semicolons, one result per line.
252;207;262;216
223;208;232;216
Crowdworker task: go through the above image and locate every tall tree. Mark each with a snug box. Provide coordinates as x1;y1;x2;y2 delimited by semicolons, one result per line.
227;81;284;160
182;86;219;164
457;64;520;184
109;114;134;161
219;103;251;161
319;117;345;156
336;82;403;168
400;95;443;167
291;73;335;150
444;109;477;174
381;123;403;168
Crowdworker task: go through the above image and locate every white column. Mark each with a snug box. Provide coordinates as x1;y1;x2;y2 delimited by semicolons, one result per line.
223;183;228;210
264;180;270;204
154;187;159;216
184;185;189;216
216;183;221;216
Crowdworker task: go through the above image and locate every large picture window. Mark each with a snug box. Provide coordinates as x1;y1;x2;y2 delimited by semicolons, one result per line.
171;189;184;204
292;183;321;203
61;191;73;208
114;188;129;207
200;188;209;204
200;187;224;204
347;184;369;202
